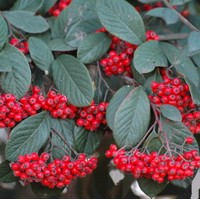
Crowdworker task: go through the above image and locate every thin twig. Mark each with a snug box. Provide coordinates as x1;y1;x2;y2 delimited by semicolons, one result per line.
97;61;115;94
162;0;200;32
159;33;189;41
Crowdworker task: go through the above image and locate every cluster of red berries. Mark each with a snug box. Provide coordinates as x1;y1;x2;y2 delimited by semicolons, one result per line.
182;111;200;134
135;2;163;12
41;90;78;119
11;152;97;189
9;37;29;55
97;28;159;77
146;30;160;41
48;0;72;16
149;70;194;113
0;86;108;131
105;144;200;183
76;101;108;131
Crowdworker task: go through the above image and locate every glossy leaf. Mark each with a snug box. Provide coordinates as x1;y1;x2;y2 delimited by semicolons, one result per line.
113;86;150;147
134;41;168;74
77;33;111;64
28;37;54;72
5;112;50;162
96;0;145;45
52;55;94;107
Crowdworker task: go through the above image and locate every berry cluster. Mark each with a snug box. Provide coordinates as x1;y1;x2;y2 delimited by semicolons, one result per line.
76;101;108;131
97;28;159;77
41;90;78;119
11;152;97;189
182;111;200;134
0;86;108;131
48;0;72;16
9;37;29;55
146;30;160;41
105;145;200;183
149;70;194;113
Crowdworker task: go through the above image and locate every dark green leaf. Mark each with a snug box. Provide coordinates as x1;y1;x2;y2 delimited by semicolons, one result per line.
48;39;76;52
0;44;31;99
50;118;75;159
3;11;49;33
73;126;103;155
11;0;43;12
0;15;8;49
131;63;146;85
169;0;191;5
113;86;150;147
52;55;94;107
106;85;134;130
28;37;54;72
160;105;182;122
138;179;168;198
188;31;200;56
77;33;111;64
146;8;179;25
171;176;193;189
134;41;168;74
5;111;50;162
192;53;200;68
0;161;18;183
31;182;65;198
0;54;12;72
96;0;145;45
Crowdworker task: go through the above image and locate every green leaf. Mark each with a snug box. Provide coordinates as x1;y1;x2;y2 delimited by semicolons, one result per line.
11;0;43;12
169;0;191;5
146;8;179;25
138;179;168;198
113;86;150;147
73;126;103;155
77;33;111;64
0;44;31;99
143;131;163;153
160;42;199;88
52;55;94;107
5;111;50;162
48;39;76;52
0;54;12;72
160;105;182;122
3;11;49;33
0;161;18;183
161;117;199;152
188;31;200;56
131;63;146;85
65;17;102;49
28;37;54;72
106;85;134;130
50;118;75;159
192;53;200;68
96;0;145;45
134;41;168;74
138;0;160;3
0;15;8;49
31;182;65;198
171;176;194;189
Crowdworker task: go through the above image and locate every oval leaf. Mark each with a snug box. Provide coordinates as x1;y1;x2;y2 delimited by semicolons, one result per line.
0;15;8;49
5;111;51;162
28;37;54;72
52;55;94;107
160;105;182;122
106;85;134;130
77;32;111;64
113;86;150;147
3;10;49;33
73;126;103;155
96;0;145;45
188;31;200;56
134;41;168;74
0;54;12;72
0;44;31;99
0;160;18;183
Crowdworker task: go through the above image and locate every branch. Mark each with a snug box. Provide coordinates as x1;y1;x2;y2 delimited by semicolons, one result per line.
159;33;189;41
162;0;200;32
